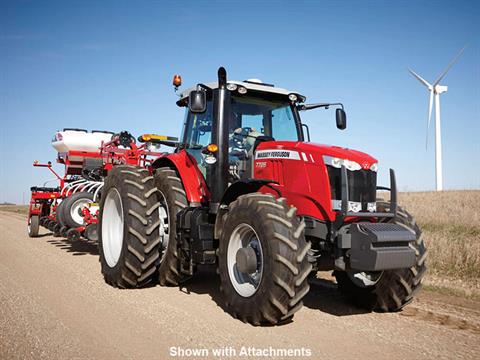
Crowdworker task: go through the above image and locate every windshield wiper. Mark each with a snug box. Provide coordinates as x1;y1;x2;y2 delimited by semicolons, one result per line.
298;102;344;111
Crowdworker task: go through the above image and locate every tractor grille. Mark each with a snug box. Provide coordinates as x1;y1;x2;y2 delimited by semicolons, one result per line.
327;165;377;212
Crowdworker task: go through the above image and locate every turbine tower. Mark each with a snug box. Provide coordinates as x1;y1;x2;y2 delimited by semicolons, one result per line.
408;47;466;191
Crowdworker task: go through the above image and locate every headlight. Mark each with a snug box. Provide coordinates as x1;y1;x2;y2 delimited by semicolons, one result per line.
343;159;362;171
348;201;362;213
323;156;362;171
226;83;238;91
237;86;247;94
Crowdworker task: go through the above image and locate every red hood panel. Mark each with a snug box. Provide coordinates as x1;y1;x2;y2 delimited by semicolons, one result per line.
256;141;377;166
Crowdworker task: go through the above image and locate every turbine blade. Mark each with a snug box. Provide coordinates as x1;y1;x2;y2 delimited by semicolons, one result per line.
433;45;467;86
408;68;431;88
426;90;434;149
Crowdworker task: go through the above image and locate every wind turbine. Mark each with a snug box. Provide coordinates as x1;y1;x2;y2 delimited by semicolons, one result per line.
408;47;466;191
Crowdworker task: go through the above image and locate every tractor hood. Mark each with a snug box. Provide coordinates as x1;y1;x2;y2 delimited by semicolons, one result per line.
295;142;377;168
256;141;377;169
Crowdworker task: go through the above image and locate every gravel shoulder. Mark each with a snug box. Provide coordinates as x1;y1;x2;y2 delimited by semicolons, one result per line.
1;211;479;360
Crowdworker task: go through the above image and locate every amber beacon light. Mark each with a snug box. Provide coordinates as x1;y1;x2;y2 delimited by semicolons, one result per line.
173;74;182;88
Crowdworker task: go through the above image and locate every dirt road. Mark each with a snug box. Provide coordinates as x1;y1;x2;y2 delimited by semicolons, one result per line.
1;211;479;360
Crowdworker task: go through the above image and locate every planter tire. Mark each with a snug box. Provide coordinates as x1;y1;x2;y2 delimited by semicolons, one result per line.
27;215;40;237
62;192;94;229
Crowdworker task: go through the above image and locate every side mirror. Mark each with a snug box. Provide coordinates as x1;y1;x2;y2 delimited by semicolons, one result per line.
336;108;347;130
188;89;206;113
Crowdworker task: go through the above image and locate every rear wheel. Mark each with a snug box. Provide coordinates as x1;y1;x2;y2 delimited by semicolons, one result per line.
98;165;161;288
218;193;311;325
334;205;427;311
27;215;39;237
154;167;189;286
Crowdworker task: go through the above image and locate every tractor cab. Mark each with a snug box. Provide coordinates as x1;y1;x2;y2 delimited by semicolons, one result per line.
175;68;353;220
178;80;303;181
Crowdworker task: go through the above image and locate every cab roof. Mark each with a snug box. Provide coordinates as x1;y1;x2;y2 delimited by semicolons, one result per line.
178;80;305;102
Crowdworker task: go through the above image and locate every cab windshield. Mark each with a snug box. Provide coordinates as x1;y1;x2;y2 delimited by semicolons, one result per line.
182;95;300;176
183;96;299;148
230;96;299;142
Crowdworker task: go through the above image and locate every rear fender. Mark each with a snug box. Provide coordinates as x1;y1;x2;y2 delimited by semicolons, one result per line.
152;150;209;205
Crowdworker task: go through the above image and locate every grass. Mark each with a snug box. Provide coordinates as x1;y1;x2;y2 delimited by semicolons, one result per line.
391;190;480;295
398;190;479;227
0;204;29;215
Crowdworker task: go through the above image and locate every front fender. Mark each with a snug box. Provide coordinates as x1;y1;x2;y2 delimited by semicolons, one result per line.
214;179;278;239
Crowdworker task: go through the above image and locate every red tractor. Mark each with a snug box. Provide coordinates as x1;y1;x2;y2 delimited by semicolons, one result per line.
98;68;426;325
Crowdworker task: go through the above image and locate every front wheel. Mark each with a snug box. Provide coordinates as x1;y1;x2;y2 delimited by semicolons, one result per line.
218;193;312;325
98;165;162;288
334;205;427;311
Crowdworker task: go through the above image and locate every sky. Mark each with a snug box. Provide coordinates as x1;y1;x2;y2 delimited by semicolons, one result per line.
1;0;479;204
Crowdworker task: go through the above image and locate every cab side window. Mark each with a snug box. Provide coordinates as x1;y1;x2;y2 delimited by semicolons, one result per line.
182;100;214;177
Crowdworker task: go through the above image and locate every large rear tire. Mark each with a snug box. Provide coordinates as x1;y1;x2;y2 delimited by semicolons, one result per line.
27;215;39;237
98;165;161;288
154;167;189;286
334;204;427;311
218;193;311;325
